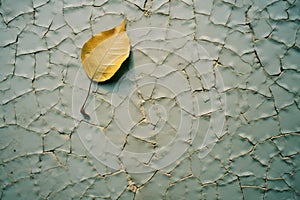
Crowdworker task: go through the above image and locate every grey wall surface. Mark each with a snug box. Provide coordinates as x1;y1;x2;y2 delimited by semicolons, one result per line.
0;0;299;199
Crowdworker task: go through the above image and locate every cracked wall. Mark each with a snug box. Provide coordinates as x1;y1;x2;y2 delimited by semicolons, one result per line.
0;0;299;199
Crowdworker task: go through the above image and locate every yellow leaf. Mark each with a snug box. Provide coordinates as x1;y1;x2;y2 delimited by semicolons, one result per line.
81;19;130;82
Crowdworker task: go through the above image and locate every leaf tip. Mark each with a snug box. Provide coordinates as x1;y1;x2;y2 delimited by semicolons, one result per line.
120;18;127;31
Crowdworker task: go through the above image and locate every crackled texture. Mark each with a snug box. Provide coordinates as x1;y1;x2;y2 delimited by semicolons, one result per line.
0;0;299;199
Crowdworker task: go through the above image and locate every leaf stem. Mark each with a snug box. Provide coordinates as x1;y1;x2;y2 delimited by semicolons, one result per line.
80;79;93;120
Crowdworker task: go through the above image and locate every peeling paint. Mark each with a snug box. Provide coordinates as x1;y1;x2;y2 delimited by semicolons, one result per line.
0;0;299;199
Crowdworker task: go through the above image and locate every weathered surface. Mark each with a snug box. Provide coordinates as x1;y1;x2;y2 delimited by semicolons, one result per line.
0;0;299;199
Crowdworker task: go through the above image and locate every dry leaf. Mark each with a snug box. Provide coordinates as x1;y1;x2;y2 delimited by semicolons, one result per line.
81;19;130;82
80;19;130;119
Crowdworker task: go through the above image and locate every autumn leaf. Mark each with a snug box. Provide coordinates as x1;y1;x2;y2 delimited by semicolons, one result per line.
81;18;130;82
80;19;130;119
